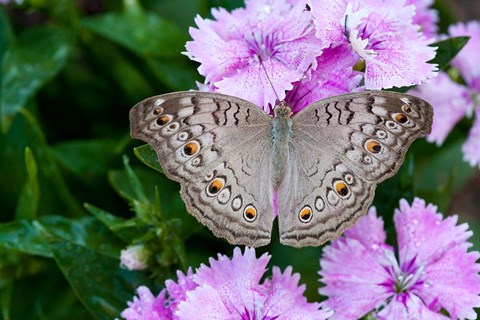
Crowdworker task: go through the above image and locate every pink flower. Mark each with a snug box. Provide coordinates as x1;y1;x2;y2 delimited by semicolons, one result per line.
410;21;480;166
309;0;437;90
185;0;324;111
449;21;480;91
122;247;331;319
121;286;165;320
463;108;480;166
319;198;480;320
121;268;196;320
406;0;439;39
409;72;473;146
285;44;362;113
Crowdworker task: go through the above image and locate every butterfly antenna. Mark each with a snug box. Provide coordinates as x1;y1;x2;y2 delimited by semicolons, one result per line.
288;62;313;103
344;14;350;39
258;55;281;104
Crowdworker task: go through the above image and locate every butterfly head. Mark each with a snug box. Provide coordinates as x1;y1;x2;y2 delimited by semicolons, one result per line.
274;101;292;119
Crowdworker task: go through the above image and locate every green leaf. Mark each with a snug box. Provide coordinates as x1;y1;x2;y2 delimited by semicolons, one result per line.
47;237;153;320
0;283;12;320
1;27;72;132
416;138;474;211
82;9;186;59
133;144;163;173
0;109;85;217
40;216;124;259
429;36;470;70
0;6;13;77
0;215;125;259
0;220;52;258
52;139;119;187
84;203;141;243
123;155;149;203
15;147;39;219
147;57;200;91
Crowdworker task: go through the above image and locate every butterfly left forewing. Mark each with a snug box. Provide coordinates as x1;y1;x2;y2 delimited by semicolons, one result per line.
278;91;433;247
130;91;275;247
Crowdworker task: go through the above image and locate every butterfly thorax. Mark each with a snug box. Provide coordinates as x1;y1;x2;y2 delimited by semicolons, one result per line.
271;101;293;189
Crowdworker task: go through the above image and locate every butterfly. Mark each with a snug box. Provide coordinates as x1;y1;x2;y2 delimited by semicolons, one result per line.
129;91;433;247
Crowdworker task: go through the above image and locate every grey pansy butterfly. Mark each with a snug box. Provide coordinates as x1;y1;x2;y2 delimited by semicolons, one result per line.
129;91;433;248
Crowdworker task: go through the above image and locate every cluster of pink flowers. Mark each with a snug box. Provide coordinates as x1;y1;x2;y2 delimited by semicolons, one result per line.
320;198;480;319
121;247;333;320
411;21;480;167
185;0;438;112
121;199;480;320
120;1;480;319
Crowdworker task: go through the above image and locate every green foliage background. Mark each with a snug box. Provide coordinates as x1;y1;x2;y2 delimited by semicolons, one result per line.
0;0;478;319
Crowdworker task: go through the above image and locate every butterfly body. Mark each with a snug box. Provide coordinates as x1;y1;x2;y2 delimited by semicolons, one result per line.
271;102;292;188
130;91;433;247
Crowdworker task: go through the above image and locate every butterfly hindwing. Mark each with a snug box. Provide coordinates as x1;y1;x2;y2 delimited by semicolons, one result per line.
130;91;275;247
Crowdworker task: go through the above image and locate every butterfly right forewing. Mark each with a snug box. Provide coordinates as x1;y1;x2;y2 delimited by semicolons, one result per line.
278;91;433;247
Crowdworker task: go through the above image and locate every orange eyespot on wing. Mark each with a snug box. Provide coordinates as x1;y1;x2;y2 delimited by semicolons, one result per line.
183;141;200;157
156;115;172;126
299;206;313;223
393;113;408;124
365;139;382;154
334;180;350;197
244;205;257;222
207;178;225;196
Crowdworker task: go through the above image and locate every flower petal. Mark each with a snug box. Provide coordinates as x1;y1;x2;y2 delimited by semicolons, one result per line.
409;72;472;145
285;44;361;113
193;247;270;314
414;243;480;319
163;268;197;315
376;292;448;320
262;266;333;320
121;286;165;320
214;57;293;111
319;237;393;320
394;198;473;267
309;0;350;44
175;285;233;320
343;207;388;250
406;0;439;39
462;109;480;167
185;15;250;84
449;21;480;90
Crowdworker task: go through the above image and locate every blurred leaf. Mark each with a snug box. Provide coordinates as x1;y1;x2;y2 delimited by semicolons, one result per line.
134;144;163;173
39;216;124;259
46;237;153;320
1;27;72;132
0;215;124;260
429;36;469;70
0;7;13;108
148;57;200;90
0;109;85;217
15;147;39;219
416;139;474;211
0;283;12;320
84;203;142;243
52;139;119;187
82;8;186;59
0;220;52;258
122;155;149;203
